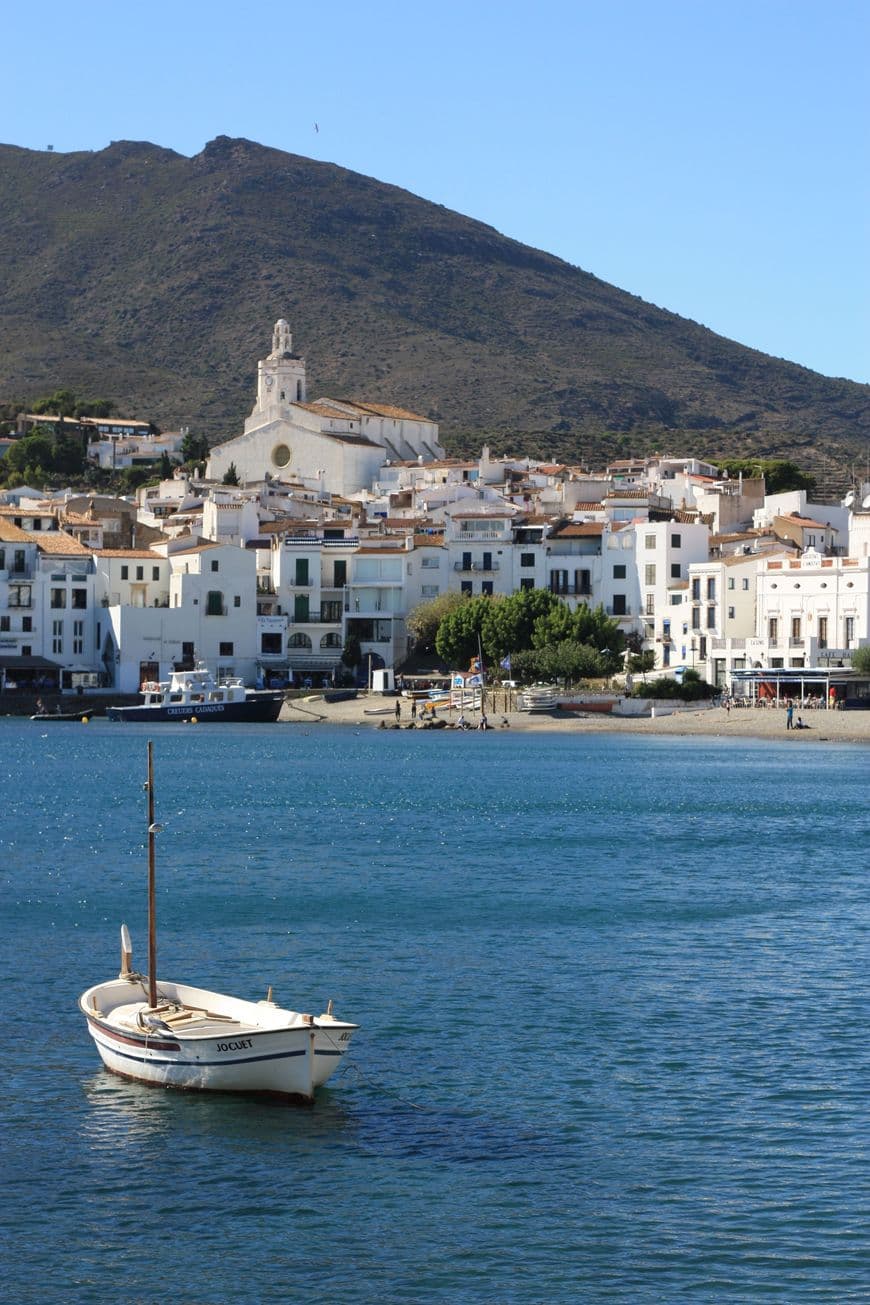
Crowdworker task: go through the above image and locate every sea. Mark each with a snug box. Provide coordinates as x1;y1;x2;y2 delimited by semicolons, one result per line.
1;719;868;1304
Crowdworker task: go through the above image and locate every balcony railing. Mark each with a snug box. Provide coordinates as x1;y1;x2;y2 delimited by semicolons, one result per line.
454;561;501;572
789;636;804;648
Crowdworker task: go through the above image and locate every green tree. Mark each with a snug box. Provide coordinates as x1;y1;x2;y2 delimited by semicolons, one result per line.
480;587;563;660
850;646;870;674
181;431;210;464
627;650;656;675
159;451;173;479
4;430;56;475
435;594;491;667
341;633;362;670
715;458;816;496
222;462;240;486
406;591;465;654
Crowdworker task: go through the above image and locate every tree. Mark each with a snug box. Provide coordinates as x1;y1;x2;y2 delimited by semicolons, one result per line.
341;633;362;670
159;451;173;479
435;595;490;667
851;646;870;675
4;430;56;475
627;650;656;675
181;431;210;464
222;462;240;486
715;458;816;497
406;591;465;654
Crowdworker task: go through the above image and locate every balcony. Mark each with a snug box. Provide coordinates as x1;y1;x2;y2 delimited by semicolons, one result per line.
550;586;592;597
454;561;501;572
789;637;804;648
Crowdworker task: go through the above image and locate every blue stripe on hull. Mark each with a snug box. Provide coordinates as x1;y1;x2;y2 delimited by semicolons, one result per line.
97;1041;311;1068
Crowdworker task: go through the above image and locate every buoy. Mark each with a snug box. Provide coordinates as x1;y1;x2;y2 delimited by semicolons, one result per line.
190;715;198;724
80;716;89;724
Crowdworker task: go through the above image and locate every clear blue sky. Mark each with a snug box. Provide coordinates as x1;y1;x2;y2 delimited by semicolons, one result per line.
5;0;868;383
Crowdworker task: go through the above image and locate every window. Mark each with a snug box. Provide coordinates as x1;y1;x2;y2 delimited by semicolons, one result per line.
742;578;749;591
645;534;656;549
791;617;801;640
52;619;63;655
320;633;342;649
768;618;778;642
845;616;855;646
576;569;591;594
671;533;681;548
692;608;701;630
211;559;219;573
121;566;129;580
50;588;66;609
22;617;32;633
519;577;534;591
644;564;656;586
613;564;627;579
670;563;681;579
706;578;715;600
219;642;234;657
320;600;343;623
295;558;309;586
707;606;716;629
421;585;439;598
288;632;312;649
73;620;84;655
481;581;494;596
727;606;735;620
728;577;735;590
234;595;241;608
72;589;87;609
136;566;144;581
294;594;309;622
152;566;160;581
421;556;438;569
818;616;828;648
692;579;700;601
520;553;535;568
461;580;473;595
645;594;655;616
612;594;627;615
206;590;223;616
0;615;8;631
261;633;282;655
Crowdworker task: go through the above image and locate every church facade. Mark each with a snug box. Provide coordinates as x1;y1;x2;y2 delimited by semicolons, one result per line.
206;320;445;495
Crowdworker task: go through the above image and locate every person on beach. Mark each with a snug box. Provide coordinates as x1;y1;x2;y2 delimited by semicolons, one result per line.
786;701;794;730
411;700;417;720
395;699;401;720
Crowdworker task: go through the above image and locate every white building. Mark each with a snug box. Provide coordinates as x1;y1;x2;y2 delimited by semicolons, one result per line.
207;320;445;495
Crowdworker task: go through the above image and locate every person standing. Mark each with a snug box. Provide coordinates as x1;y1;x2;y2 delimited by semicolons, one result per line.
411;699;417;721
786;701;794;730
395;698;401;721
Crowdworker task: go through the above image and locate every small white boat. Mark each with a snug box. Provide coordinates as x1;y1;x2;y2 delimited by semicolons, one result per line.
516;685;559;712
79;743;358;1101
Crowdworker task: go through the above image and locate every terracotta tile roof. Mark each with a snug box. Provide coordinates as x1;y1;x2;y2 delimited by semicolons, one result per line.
95;549;165;560
170;541;222;555
341;399;432;423
0;520;31;542
32;531;91;555
295;401;360;420
777;513;831;529
550;522;605;537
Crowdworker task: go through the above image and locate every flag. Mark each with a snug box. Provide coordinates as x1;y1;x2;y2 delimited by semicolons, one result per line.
500;655;512;672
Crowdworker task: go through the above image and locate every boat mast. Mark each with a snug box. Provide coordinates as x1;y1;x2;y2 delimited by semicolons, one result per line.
146;740;157;1008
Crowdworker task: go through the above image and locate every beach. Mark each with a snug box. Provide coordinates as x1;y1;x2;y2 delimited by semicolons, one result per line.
283;694;870;744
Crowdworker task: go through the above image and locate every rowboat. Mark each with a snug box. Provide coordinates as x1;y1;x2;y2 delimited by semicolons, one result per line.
79;742;358;1100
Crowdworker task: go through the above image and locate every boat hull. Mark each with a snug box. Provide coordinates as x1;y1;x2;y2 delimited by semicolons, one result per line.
80;980;356;1101
106;692;284;724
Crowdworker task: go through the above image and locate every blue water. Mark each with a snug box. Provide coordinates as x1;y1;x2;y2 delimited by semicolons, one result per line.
1;721;868;1303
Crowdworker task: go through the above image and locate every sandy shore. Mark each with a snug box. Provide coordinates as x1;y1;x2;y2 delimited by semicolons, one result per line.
281;694;870;745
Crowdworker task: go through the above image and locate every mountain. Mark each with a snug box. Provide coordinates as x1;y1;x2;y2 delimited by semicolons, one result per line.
1;135;867;485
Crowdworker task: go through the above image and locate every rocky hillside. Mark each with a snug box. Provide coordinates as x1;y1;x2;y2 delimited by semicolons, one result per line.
1;136;867;485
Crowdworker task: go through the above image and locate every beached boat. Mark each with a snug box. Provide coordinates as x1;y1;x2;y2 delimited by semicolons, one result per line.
516;685;559;712
79;743;358;1100
105;666;284;723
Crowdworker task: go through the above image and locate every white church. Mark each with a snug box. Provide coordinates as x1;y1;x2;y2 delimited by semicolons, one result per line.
206;320;445;495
